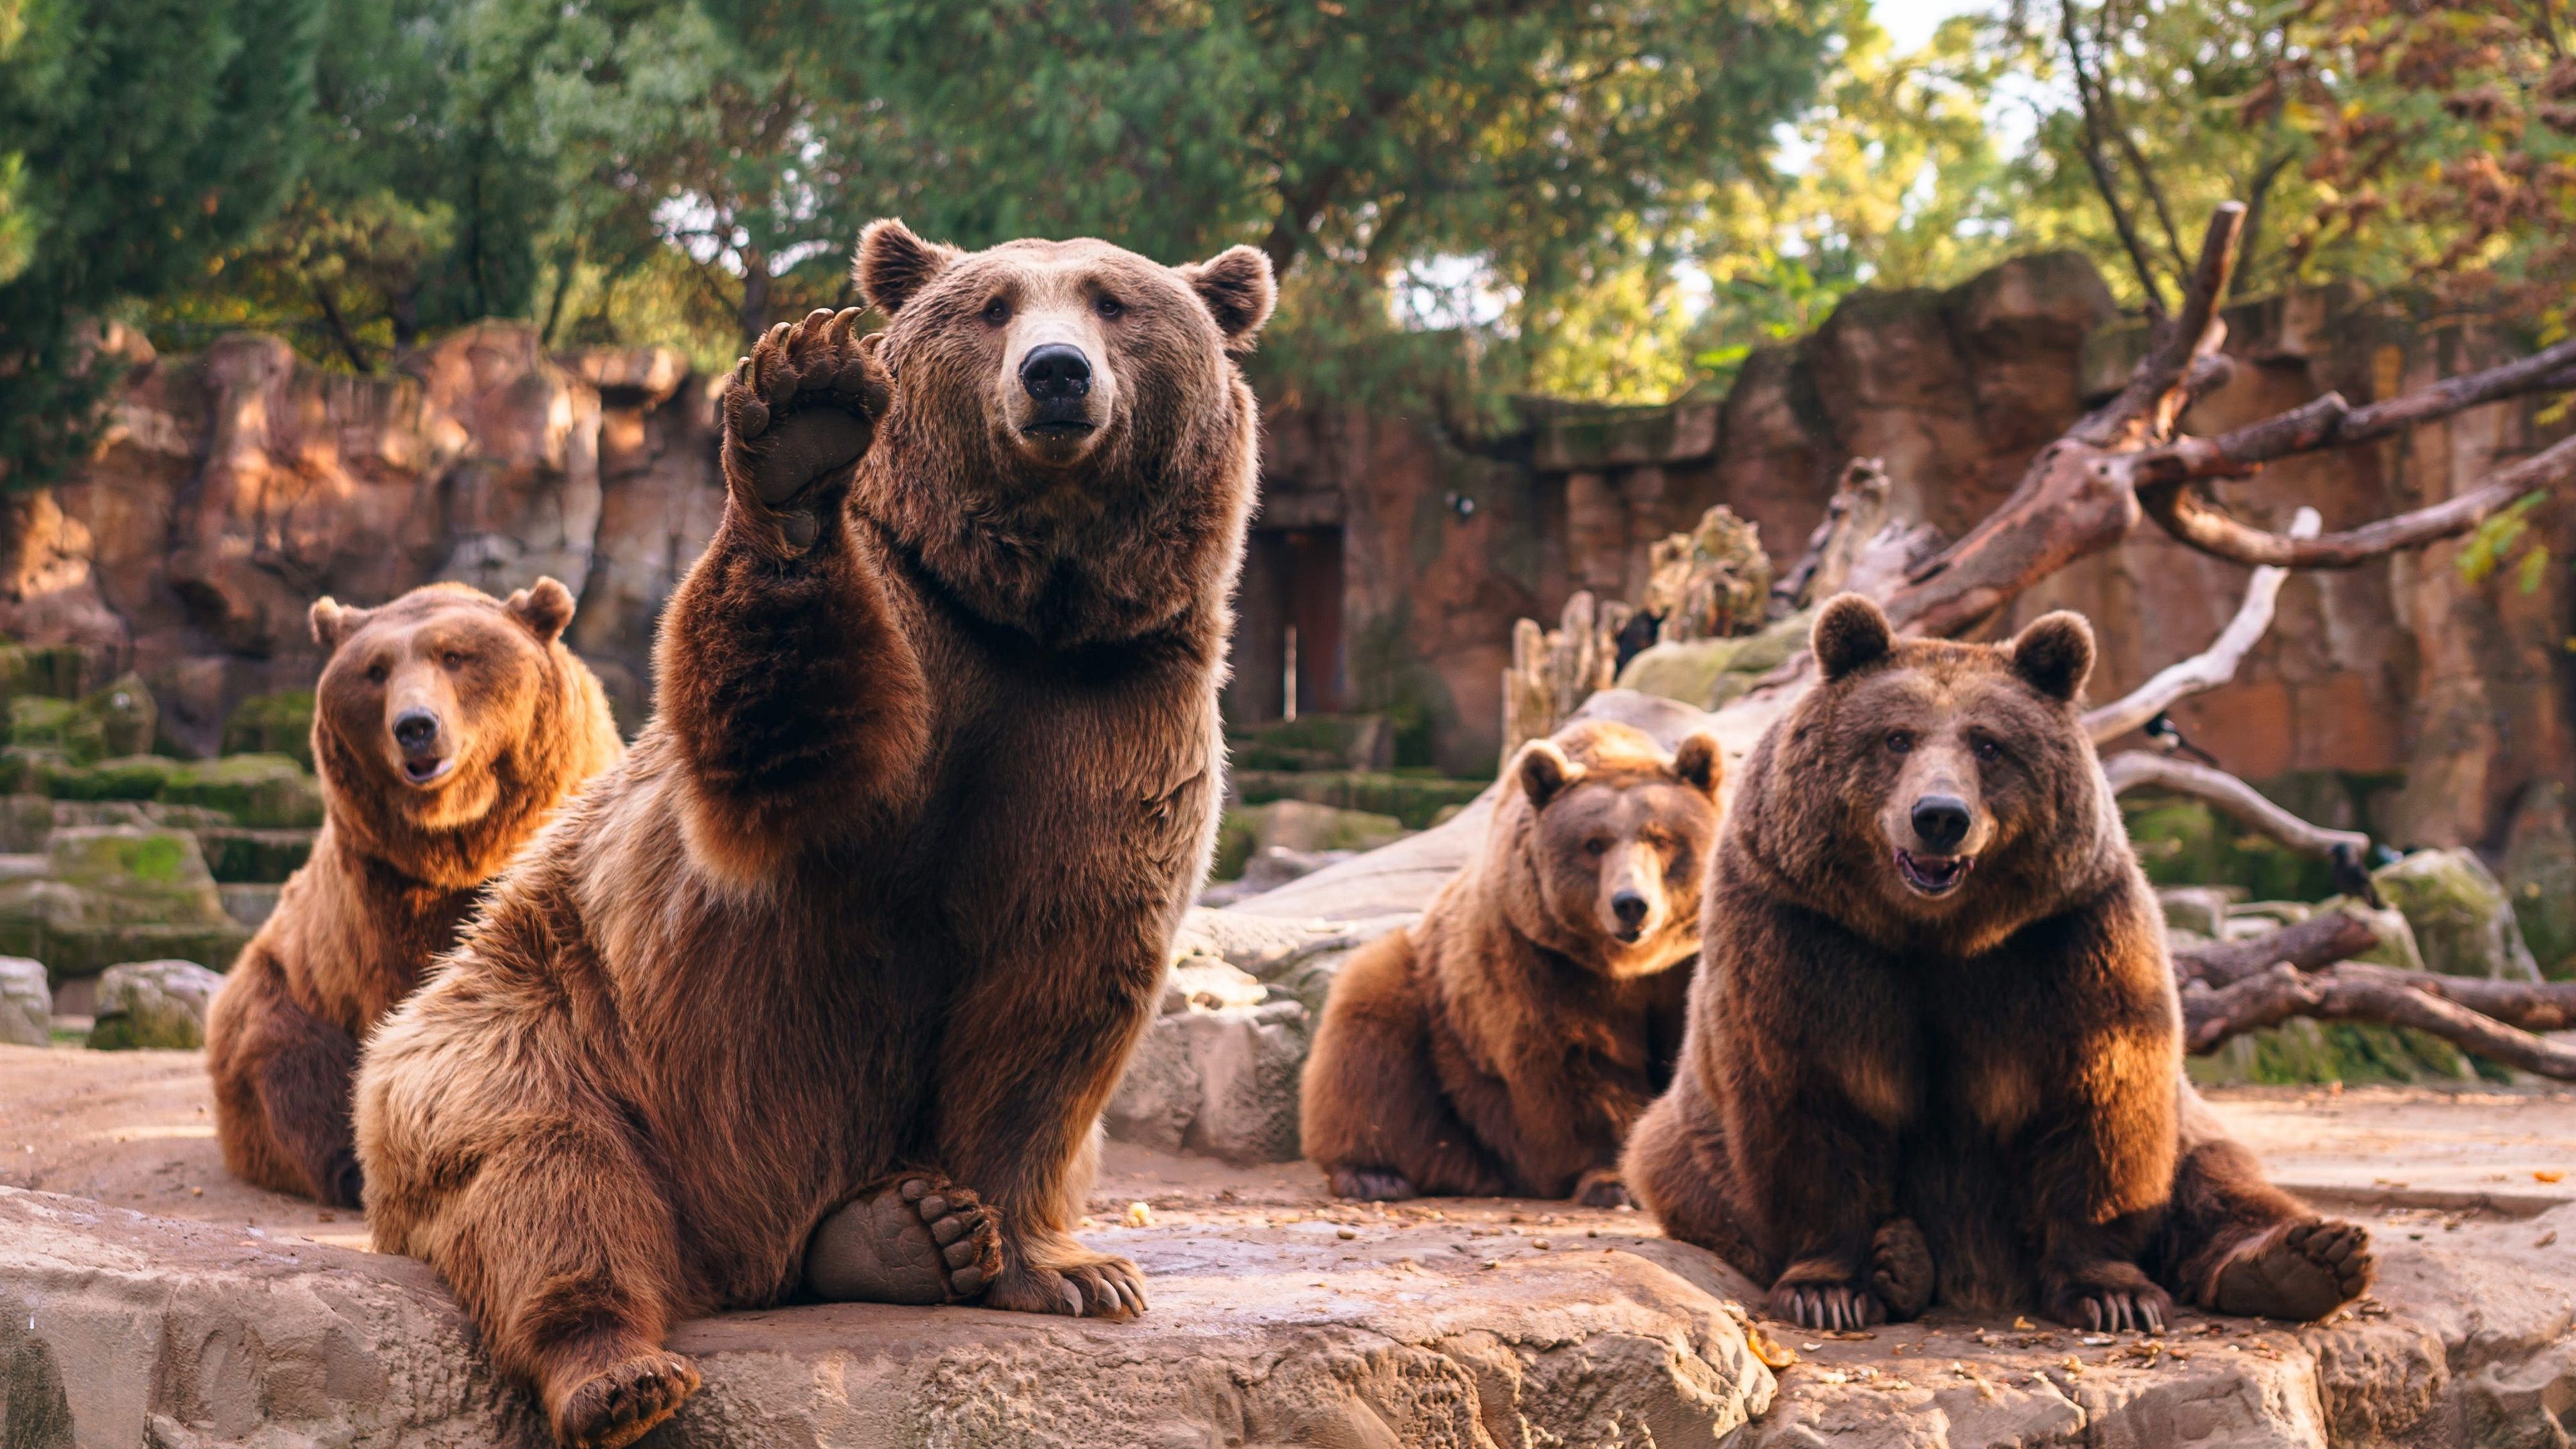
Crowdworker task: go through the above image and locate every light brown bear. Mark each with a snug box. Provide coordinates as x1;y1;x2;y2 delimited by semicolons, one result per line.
1301;719;1719;1206
207;581;621;1207
1623;594;2373;1332
353;223;1275;1449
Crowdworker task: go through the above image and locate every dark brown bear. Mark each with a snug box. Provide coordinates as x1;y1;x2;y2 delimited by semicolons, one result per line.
1301;720;1719;1206
1623;593;2373;1332
206;581;621;1207
354;223;1275;1449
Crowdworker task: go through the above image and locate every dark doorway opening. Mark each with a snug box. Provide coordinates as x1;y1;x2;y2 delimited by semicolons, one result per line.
1228;526;1346;725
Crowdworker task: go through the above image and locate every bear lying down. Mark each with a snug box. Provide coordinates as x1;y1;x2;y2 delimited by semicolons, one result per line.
1303;718;1720;1205
1625;594;2372;1332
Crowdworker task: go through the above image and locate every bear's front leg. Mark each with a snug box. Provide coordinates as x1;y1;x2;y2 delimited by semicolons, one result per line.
662;308;930;870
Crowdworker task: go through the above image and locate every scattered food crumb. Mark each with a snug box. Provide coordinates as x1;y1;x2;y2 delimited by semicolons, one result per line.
1335;1226;1356;1240
2537;1169;2565;1184
1124;1201;1155;1228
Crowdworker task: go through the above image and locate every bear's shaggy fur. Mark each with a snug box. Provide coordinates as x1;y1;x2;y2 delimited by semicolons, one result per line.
352;222;1275;1448
207;580;621;1207
1624;594;2373;1332
1301;720;1719;1206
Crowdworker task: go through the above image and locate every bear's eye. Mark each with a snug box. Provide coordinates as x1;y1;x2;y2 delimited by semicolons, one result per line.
1094;294;1124;319
1583;839;1609;857
1972;736;2001;761
981;298;1011;327
1886;731;1915;755
442;651;466;669
365;662;388;685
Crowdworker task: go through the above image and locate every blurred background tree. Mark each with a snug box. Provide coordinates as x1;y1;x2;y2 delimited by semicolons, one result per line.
7;0;2571;482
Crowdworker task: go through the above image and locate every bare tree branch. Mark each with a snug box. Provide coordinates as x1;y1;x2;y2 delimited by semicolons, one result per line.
2183;961;2576;1077
2059;0;2172;317
2140;432;2576;570
2072;205;2246;450
2171;912;2383;987
2103;751;2371;858
2083;507;2319;741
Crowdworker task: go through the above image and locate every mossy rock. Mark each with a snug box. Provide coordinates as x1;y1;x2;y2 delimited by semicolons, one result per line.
85;958;225;1051
42;754;185;802
197;827;315;884
220;690;316;769
161;754;323;829
1230;769;1487;830
2188;1018;2505;1087
6;674;156;765
1616;607;1815;711
0;641;90;701
0;826;250;984
2371;848;2540;981
2122;797;2340;902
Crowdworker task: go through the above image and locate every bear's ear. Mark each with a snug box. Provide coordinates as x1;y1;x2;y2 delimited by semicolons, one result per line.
1670;732;1723;798
854;218;961;317
1178;246;1276;352
1812;592;1894;681
309;597;370;653
1514;738;1584;809
2009;610;2095;703
504;577;576;645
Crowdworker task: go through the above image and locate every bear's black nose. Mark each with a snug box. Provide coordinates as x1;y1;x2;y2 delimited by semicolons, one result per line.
1910;795;1972;853
392;708;441;752
1019;343;1092;402
1611;890;1649;929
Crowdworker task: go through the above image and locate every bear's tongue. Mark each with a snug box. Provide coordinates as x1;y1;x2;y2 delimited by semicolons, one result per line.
1894;849;1971;896
402;754;453;786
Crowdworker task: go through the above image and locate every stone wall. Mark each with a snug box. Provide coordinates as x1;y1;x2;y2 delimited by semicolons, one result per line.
14;256;2572;861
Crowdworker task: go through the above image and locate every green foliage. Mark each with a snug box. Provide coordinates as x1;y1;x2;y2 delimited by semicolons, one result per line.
0;0;322;482
2457;491;2553;593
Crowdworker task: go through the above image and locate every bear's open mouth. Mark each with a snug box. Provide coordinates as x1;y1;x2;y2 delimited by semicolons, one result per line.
1023;419;1097;440
1894;849;1972;896
401;755;455;786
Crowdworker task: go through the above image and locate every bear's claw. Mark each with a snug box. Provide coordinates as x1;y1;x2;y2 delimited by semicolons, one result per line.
718;307;890;536
2044;1261;2171;1334
2208;1217;2373;1322
803;1173;1004;1305
983;1243;1148;1321
551;1349;699;1449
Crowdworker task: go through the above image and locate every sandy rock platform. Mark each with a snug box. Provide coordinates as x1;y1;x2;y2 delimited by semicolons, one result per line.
3;1044;2573;1447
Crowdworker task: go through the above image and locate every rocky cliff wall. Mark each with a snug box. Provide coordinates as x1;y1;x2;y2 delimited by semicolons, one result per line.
15;259;2572;869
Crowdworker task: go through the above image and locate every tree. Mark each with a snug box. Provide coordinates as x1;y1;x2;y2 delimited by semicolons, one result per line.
0;0;322;482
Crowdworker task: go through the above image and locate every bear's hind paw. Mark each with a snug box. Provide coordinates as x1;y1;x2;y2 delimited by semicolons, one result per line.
984;1244;1148;1320
804;1174;1004;1305
1329;1165;1417;1201
551;1349;699;1449
1870;1217;1935;1320
2208;1218;2373;1322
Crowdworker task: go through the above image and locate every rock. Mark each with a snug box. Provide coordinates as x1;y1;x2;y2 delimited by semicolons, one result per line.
1617;606;1811;710
1638;503;1772;643
0;826;251;983
2502;779;2576;976
0;1185;1782;1449
5;674;154;765
1250;798;1405;855
216;689;315;768
0;955;47;1046
1106;1000;1312;1164
2157;885;2241;939
217;883;281;930
153;754;322;829
1160;959;1268;1016
85;959;225;1050
193;827;314;884
2372;848;2542;981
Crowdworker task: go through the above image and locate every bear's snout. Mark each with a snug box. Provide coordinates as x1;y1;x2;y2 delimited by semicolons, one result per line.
390;706;453;786
1611;889;1650;937
1909;794;1972;853
1020;343;1092;405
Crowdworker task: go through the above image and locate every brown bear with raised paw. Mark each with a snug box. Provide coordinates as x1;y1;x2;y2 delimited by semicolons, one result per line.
352;221;1274;1449
1302;719;1720;1207
1623;594;2373;1333
207;580;621;1208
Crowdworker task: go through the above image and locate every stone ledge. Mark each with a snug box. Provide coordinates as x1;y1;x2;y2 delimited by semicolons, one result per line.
7;1184;2572;1448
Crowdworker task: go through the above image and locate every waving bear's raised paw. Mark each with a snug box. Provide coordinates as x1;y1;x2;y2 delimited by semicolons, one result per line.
804;1174;1004;1305
719;307;891;547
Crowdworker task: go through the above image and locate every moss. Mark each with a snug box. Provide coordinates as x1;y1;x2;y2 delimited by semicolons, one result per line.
1212;808;1262;882
219;690;316;769
2187;1019;2483;1086
197;828;315;884
1230;769;1488;830
2121;798;2340;902
0;642;89;700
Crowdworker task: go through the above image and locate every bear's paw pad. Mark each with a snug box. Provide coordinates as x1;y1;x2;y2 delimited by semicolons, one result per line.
805;1175;1004;1305
1870;1217;1935;1320
554;1350;699;1449
721;307;888;515
2210;1218;2373;1322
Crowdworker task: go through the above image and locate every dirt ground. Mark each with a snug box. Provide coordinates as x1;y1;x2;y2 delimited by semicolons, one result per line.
3;1042;2571;1258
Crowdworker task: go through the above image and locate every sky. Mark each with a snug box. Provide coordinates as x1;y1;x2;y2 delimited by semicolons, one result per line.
1874;0;1992;50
